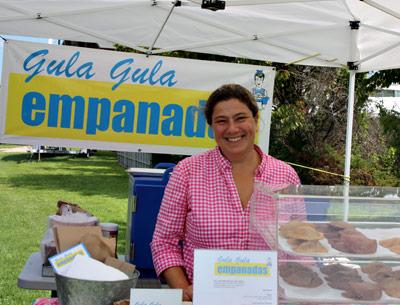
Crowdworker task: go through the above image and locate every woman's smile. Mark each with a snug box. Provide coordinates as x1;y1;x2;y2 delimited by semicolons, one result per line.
211;98;258;161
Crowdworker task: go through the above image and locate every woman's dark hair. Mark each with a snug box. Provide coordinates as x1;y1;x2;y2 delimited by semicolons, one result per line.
204;84;258;125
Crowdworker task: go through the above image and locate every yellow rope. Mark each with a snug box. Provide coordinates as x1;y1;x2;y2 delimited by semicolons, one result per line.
285;161;350;181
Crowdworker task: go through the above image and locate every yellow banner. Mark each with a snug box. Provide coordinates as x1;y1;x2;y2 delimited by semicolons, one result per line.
6;73;215;148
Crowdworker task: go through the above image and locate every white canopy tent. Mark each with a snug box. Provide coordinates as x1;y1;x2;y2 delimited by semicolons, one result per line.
1;0;400;184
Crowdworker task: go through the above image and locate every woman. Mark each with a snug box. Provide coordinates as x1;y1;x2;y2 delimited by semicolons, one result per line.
151;84;301;301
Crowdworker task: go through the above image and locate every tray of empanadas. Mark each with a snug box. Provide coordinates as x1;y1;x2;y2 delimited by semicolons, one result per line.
278;220;400;257
279;261;400;303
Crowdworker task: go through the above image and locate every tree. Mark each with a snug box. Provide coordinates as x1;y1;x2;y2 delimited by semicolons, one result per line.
271;65;399;185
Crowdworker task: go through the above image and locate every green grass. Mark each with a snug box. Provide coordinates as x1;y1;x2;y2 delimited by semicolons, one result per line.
0;151;129;305
0;144;23;149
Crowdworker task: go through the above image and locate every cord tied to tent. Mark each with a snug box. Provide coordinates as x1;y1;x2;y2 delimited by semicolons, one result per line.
285;161;350;181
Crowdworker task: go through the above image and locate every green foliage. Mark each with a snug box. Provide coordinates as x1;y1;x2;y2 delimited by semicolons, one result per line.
366;69;400;90
271;64;400;186
379;107;400;171
115;44;270;66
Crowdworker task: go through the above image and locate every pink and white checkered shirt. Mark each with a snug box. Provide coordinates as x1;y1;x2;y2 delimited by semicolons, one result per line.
151;145;301;283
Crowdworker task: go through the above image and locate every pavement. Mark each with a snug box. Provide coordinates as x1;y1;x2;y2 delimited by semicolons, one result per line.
0;146;30;153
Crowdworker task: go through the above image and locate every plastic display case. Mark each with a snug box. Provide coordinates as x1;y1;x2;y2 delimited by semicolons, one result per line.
250;183;400;303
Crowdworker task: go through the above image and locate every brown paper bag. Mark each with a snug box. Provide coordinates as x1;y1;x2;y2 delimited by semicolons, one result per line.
54;226;116;261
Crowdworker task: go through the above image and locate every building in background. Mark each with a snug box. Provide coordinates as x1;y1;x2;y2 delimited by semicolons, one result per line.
368;84;400;114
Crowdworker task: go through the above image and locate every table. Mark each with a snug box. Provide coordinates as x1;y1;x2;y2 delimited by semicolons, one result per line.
18;252;56;291
18;251;163;295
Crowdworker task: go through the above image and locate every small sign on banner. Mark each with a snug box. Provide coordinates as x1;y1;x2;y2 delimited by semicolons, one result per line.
130;288;182;305
193;249;277;305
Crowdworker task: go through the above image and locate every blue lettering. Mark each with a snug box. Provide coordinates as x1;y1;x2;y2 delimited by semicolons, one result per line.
19;92;216;141
161;104;183;136
159;70;177;87
64;52;80;77
48;94;85;129
185;100;207;138
23;49;48;83
137;102;160;134
109;58;178;89
86;98;111;135
217;256;232;262
208;126;214;138
148;60;162;85
47;59;66;76
131;67;149;84
23;50;95;82
110;58;134;90
112;100;135;132
76;62;95;79
21;91;46;126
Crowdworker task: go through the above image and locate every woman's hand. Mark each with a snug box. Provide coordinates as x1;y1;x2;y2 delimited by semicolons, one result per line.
183;285;193;301
162;267;192;301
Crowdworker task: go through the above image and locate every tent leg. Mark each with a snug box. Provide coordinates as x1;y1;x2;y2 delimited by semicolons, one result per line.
344;70;356;186
343;70;356;221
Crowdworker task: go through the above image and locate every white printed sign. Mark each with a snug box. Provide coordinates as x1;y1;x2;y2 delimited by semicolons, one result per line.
48;243;90;274
130;288;182;305
193;249;277;305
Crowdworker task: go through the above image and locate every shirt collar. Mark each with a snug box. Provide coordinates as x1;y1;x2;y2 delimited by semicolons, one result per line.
213;146;231;171
254;145;267;178
213;145;267;176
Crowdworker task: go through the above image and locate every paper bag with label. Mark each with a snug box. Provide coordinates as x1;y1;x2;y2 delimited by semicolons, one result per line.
54;226;116;262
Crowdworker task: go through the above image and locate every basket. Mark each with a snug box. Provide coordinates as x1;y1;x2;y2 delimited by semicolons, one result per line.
56;269;140;305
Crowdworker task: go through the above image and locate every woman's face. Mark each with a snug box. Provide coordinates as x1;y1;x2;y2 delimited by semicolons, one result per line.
211;98;257;160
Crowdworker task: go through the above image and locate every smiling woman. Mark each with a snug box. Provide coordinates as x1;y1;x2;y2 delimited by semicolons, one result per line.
150;84;303;302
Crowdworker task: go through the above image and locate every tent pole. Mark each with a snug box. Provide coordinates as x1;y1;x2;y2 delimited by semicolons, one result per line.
344;70;356;186
343;70;356;221
147;0;180;55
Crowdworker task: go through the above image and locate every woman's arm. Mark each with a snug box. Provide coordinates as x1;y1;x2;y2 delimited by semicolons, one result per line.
151;162;191;290
162;266;193;301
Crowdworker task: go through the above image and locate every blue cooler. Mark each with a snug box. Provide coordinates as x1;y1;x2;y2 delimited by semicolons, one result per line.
126;163;175;278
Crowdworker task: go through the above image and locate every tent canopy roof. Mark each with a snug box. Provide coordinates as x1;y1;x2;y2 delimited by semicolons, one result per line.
1;0;400;72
